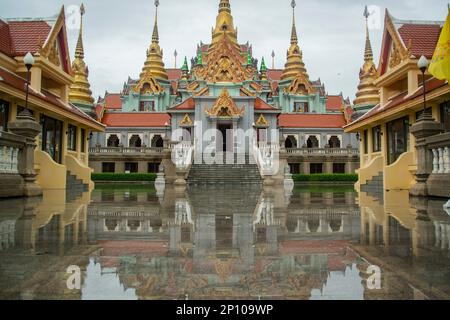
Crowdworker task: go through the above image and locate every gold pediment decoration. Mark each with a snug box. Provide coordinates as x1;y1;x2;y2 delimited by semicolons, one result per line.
206;88;245;118
255;114;269;127
187;81;200;92
389;43;402;69
240;86;256;97
133;73;164;95
284;73;315;95
180;114;194;126
194;86;209;96
48;41;61;67
193;36;256;83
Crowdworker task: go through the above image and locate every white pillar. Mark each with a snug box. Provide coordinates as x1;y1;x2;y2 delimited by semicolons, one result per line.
438;148;445;174
432;149;439;173
444;147;450;174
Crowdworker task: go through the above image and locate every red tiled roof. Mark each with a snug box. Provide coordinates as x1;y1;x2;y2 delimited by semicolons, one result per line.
278;113;347;129
0;66;102;128
0;20;12;56
326;95;344;111
102;112;170;127
267;69;283;81
254;97;278;111
104;94;122;110
170;97;195;110
349;78;447;126
397;23;442;59
7;20;52;56
167;68;182;81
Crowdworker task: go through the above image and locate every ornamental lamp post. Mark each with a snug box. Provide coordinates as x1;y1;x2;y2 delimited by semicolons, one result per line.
417;55;429;118
23;52;35;115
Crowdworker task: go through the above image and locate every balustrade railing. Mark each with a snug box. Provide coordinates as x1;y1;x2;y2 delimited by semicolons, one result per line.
89;146;164;154
427;132;450;175
286;147;359;156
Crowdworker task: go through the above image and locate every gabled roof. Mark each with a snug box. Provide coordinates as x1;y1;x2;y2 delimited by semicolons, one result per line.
254;97;279;111
0;66;103;129
267;69;283;81
6;20;52;56
379;10;443;75
104;93;122;110
326;95;344;112
169;97;195;111
0;20;12;56
346;78;448;128
102;112;170;128
167;68;182;81
278;114;347;129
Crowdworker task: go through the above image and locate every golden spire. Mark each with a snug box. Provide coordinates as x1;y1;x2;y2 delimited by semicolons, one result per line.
210;0;239;50
69;3;94;107
138;0;168;81
281;0;310;82
354;5;379;108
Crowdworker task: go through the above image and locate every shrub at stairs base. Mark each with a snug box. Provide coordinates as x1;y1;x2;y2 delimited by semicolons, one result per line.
92;173;157;182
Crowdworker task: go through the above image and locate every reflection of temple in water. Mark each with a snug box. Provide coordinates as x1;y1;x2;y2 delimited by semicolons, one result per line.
357;190;450;299
1;185;449;299
85;186;362;299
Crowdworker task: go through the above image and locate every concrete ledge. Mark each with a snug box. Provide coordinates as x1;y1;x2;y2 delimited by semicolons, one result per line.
426;173;450;198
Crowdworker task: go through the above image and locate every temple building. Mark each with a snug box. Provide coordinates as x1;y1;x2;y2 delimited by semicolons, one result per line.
90;0;359;178
0;6;104;197
345;9;450;198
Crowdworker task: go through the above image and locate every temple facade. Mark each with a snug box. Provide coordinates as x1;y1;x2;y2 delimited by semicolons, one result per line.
89;0;359;179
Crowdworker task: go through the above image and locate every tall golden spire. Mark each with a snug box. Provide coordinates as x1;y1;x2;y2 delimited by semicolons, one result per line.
281;0;310;82
354;6;379;108
210;0;239;50
69;3;94;108
138;0;168;81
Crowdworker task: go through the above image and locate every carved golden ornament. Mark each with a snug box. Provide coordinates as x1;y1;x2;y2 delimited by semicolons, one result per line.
133;73;164;95
255;114;269;127
180;114;194;126
187;81;200;92
194;36;256;83
389;43;402;69
284;73;315;95
250;82;262;92
47;41;61;67
194;87;209;97
240;86;256;97
206;88;245;117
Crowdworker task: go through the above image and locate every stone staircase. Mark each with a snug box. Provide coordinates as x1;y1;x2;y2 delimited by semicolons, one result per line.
66;171;88;201
361;172;384;201
188;163;262;185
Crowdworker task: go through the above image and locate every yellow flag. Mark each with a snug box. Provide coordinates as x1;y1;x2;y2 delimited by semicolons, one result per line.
429;8;450;82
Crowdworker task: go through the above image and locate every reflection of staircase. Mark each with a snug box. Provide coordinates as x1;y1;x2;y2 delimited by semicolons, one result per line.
361;172;384;201
188;164;262;185
66;171;88;201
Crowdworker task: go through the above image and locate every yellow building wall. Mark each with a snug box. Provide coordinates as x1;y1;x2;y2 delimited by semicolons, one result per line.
384;151;415;190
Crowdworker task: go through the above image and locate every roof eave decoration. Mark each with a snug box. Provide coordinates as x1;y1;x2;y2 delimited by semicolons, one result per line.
193;35;255;83
205;88;245;118
255;114;269;127
284;73;315;95
180;113;194;127
133;73;164;95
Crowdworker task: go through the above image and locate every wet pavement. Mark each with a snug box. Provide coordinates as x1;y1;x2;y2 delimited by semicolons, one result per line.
0;184;449;300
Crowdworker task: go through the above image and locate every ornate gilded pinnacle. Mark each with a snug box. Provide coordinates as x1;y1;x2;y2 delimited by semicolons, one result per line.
75;3;85;59
152;1;159;43
363;5;373;62
291;0;298;44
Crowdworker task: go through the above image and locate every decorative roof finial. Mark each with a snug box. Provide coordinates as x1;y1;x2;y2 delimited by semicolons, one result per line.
271;50;275;69
75;3;85;59
152;0;159;43
174;49;178;68
290;0;298;44
363;5;374;62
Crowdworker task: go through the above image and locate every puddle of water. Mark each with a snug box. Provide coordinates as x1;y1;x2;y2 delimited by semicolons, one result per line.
0;185;449;300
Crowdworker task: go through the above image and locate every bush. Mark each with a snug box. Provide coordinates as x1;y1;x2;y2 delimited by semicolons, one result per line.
92;173;157;182
292;174;358;182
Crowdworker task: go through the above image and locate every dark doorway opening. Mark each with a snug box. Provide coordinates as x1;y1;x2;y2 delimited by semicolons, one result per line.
218;124;232;152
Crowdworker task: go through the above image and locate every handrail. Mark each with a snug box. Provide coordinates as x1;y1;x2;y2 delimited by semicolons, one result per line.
89;147;164;154
286;147;359;155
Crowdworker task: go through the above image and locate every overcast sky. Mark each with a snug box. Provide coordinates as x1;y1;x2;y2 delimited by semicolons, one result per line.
1;0;447;101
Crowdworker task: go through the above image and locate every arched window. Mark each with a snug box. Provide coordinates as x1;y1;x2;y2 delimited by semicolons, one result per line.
107;134;120;147
307;136;319;148
151;135;164;148
307;218;320;233
328;136;341;148
285;135;297;149
129;135;142;148
329;218;342;232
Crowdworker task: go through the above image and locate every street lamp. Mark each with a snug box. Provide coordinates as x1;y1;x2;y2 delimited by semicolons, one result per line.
417;55;429;117
23;52;35;114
